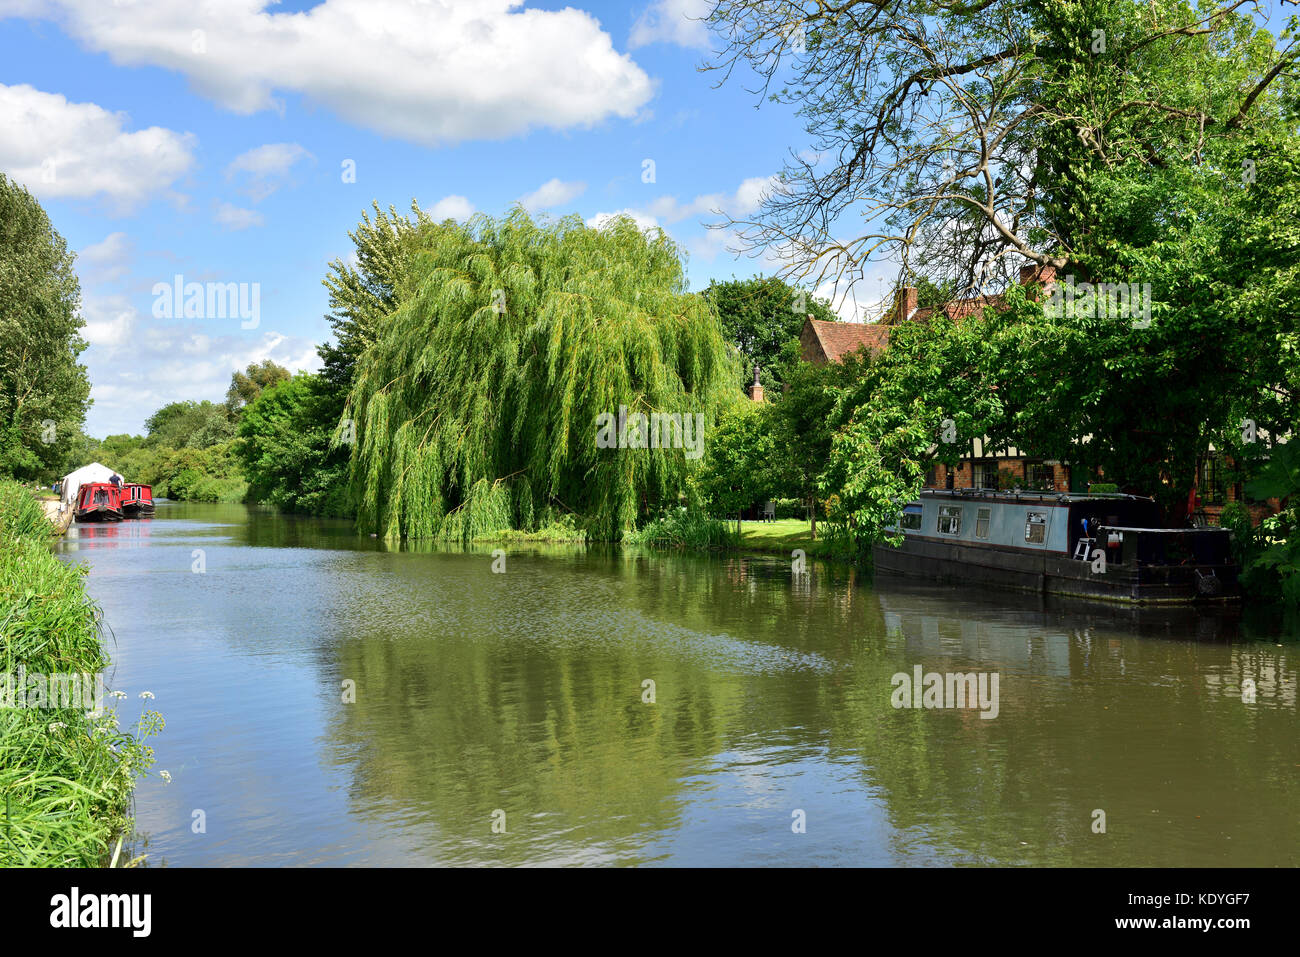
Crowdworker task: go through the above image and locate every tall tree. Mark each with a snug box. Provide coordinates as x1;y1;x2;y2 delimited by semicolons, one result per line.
707;0;1300;528
144;400;234;449
702;275;837;390
0;173;91;479
237;373;352;517
225;360;291;416
317;200;425;392
346;208;737;541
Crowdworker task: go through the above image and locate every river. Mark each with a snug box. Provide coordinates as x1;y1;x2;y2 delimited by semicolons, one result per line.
56;502;1299;867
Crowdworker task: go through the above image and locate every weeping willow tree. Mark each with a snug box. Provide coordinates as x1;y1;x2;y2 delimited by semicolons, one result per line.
344;208;737;541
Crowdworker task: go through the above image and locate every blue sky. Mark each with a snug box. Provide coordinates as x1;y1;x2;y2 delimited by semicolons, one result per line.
0;0;835;436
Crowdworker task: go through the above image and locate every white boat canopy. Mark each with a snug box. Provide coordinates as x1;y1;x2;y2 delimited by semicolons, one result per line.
60;463;121;506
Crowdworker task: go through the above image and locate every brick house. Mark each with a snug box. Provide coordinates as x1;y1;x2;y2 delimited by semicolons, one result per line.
800;265;1085;493
798;266;1285;522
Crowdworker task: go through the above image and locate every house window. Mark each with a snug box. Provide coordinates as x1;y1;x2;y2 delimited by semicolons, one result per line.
1028;464;1055;490
973;462;999;489
901;506;923;530
1025;511;1047;544
975;507;991;540
937;505;962;535
1198;456;1226;506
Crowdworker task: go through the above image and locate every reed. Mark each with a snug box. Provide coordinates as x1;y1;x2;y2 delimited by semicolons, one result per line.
0;480;158;867
624;509;740;549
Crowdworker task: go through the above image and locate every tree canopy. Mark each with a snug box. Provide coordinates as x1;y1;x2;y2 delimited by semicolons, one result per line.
0;172;90;480
346;208;738;541
702;275;837;391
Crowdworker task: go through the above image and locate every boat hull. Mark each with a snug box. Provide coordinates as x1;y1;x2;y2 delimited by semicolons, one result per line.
75;506;123;523
121;501;155;518
872;536;1240;604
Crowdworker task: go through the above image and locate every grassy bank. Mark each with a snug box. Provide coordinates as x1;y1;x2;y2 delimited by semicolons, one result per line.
732;518;861;564
0;482;159;867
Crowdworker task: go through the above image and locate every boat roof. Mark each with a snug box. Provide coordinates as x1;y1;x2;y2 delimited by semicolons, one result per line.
918;488;1155;505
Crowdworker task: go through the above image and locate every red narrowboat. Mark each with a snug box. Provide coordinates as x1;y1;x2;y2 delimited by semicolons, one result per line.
121;483;155;518
75;482;124;523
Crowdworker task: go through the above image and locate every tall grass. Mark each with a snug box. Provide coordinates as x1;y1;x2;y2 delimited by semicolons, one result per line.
0;480;158;867
624;509;739;549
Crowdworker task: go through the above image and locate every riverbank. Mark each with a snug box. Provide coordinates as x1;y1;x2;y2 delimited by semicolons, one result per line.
66;500;1300;866
0;481;158;867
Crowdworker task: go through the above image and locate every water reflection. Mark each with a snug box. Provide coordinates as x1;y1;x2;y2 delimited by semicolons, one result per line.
59;504;1299;867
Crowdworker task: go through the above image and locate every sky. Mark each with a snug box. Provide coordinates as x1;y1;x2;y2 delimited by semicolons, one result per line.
0;0;882;437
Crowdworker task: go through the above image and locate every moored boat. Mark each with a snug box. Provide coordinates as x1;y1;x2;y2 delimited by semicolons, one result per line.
121;483;155;518
74;482;124;523
874;489;1240;604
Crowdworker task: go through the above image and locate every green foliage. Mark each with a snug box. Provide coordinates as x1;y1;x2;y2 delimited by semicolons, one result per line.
237;374;352;516
696;399;777;528
225;360;291;417
702;275;837;390
474;512;587;543
1234;442;1300;607
819;393;933;559
143;399;235;449
0;479;159;866
624;508;739;549
764;341;864;534
0;481;51;539
147;443;246;502
318;200;425;393
347;208;736;541
0;173;91;481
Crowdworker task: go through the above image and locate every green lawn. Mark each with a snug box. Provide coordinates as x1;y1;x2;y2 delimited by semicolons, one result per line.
737;518;841;559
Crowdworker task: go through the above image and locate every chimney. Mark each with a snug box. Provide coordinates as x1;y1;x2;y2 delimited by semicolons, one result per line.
1019;263;1057;299
747;363;764;403
894;286;918;324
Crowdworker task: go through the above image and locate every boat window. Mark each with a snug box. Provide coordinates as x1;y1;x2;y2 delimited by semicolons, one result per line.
937;505;962;535
975;507;991;540
1025;511;1047;544
900;505;922;530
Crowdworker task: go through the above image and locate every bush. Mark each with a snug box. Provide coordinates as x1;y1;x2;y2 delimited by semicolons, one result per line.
0;479;160;866
624;508;740;549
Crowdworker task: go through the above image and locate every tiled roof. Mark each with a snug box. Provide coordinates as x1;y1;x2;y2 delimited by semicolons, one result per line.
804;318;893;363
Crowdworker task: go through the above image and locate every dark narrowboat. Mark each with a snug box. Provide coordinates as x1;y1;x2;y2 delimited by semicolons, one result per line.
874;489;1239;604
75;482;124;523
121;483;155;518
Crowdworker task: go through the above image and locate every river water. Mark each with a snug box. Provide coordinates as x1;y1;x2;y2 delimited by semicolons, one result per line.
56;502;1298;867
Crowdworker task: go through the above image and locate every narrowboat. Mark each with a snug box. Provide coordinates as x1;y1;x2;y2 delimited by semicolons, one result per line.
121;483;155;518
874;489;1239;604
74;482;124;523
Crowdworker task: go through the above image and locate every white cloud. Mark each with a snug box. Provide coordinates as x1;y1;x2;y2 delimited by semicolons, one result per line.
0;82;195;211
647;175;778;224
3;0;654;146
630;0;712;50
586;209;661;233
80;293;137;348
83;321;322;436
214;202;265;231
224;142;312;201
582;175;778;256
520;178;587;212
426;194;475;221
78;231;132;283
